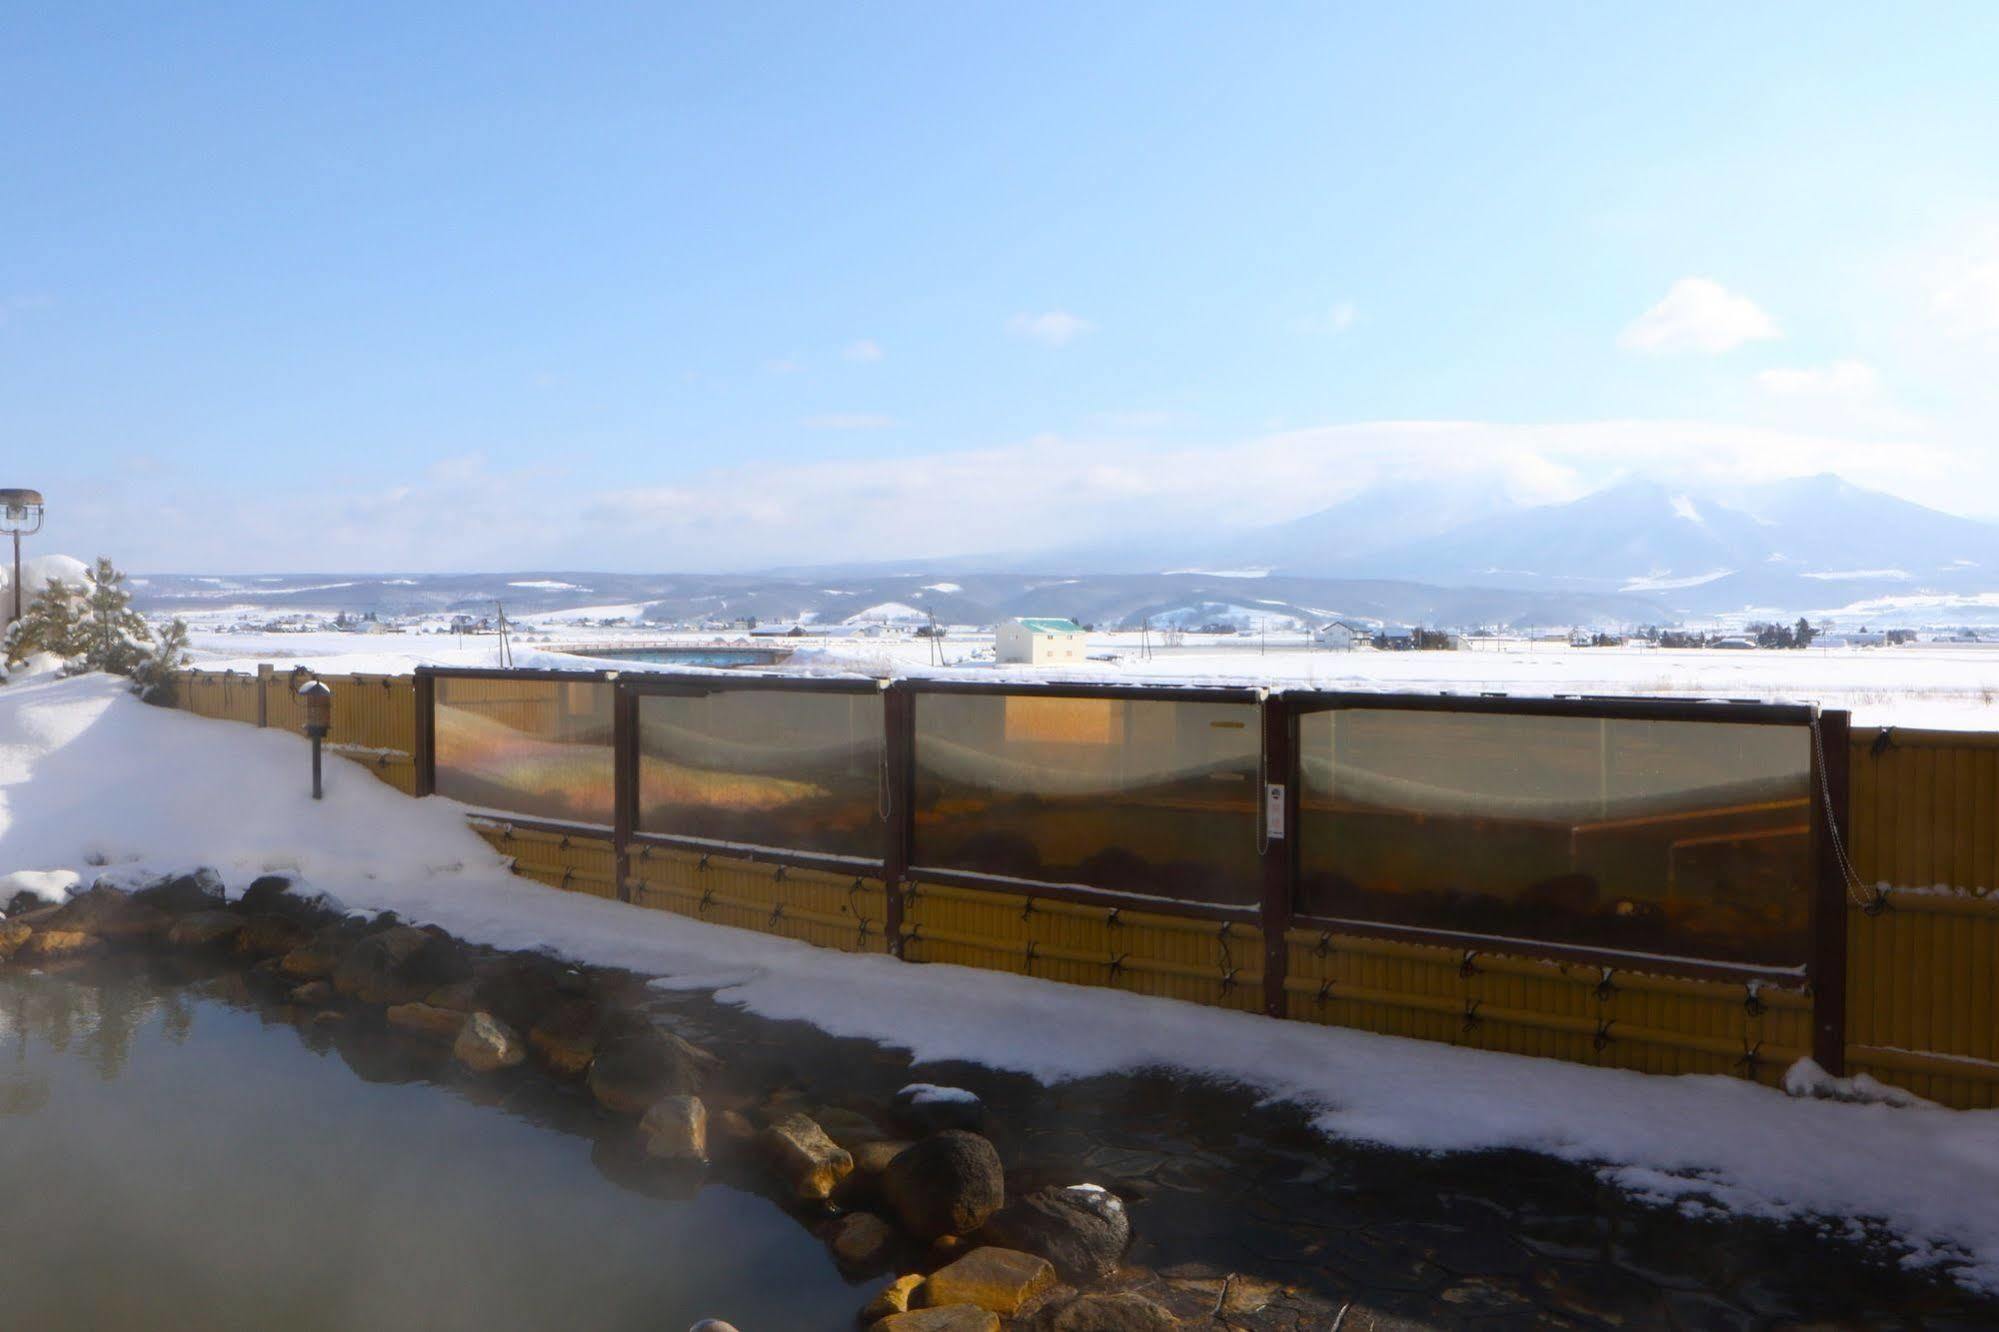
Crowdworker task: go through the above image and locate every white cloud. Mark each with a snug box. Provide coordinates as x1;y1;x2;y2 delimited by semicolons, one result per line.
1619;278;1779;354
801;413;898;430
1295;301;1358;335
1757;360;1881;398
1008;311;1092;347
1929;238;1999;337
843;339;884;362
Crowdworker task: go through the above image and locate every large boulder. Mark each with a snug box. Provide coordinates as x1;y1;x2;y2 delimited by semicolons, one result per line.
982;1185;1130;1282
760;1112;853;1201
882;1130;1005;1240
0;921;32;960
1038;1292;1177;1332
234;914;312;958
870;1307;999;1332
827;1211;895;1269
454;1011;527;1072
587;1026;718;1114
167;910;247;948
45;887;168;940
641;1094;708;1163
279;925;351;980
919;1247;1056;1316
132;869;225;915
333;925;442;1005
528;998;603;1078
473;953;570;1033
386;1002;466;1041
18;929;104;961
236;874;342;923
862;1274;926;1323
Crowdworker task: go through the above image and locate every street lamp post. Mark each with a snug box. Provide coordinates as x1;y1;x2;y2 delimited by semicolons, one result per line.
0;489;45;623
299;679;333;800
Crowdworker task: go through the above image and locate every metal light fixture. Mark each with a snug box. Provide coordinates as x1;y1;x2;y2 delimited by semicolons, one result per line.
0;488;45;623
299;678;333;799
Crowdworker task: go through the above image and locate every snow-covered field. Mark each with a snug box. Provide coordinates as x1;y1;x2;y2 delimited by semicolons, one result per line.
2;669;1998;1292
177;619;1999;730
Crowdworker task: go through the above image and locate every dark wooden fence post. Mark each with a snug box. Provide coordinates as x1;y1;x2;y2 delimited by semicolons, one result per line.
256;662;272;727
1811;708;1852;1075
1260;692;1296;1019
613;678;637;904
883;681;914;957
412;668;436;798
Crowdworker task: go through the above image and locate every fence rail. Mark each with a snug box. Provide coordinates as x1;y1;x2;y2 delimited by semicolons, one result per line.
161;666;1999;1108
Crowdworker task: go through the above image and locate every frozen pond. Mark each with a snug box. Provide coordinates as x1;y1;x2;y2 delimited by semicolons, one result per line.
0;963;860;1331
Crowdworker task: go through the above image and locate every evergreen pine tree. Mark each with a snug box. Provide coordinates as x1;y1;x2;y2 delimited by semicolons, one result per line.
129;617;192;703
79;556;153;675
4;576;85;668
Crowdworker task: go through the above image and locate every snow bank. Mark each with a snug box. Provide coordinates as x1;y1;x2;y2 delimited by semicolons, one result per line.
3;674;1998;1292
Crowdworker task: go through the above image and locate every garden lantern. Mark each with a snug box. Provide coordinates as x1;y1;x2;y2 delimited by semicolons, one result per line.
0;488;44;623
299;678;333;799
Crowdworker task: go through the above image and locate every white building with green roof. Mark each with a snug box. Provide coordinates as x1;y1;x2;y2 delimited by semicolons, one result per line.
997;616;1086;665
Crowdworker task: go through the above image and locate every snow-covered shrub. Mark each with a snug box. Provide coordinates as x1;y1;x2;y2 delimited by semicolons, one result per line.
2;556;189;698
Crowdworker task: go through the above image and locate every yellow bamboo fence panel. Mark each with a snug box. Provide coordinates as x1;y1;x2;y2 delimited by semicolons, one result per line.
1282;928;1808;1084
467;818;619;900
626;844;889;954
168;668;417;795
899;880;1265;1014
1842;727;1999;1108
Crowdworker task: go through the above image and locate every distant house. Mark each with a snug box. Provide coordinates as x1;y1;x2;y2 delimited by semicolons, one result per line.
1315;622;1361;651
1711;636;1757;650
997;617;1086;665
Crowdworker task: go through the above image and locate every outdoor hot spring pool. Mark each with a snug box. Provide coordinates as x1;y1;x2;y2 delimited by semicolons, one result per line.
0;962;863;1331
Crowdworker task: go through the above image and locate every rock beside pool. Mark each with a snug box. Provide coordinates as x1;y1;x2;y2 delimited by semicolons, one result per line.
19;928;105;961
640;1094;708;1162
473;952;569;1033
237;874;342;923
1031;1290;1178;1331
862;1273;926;1322
893;1083;987;1134
46;886;168;940
587;1025;718;1114
168;910;247;948
234;914;310;958
334;925;440;1005
828;1210;895;1268
869;1305;1000;1332
527;998;602;1077
981;1185;1130;1282
278;925;349;979
454;1011;526;1072
882;1130;1005;1240
132;868;225;915
288;980;334;1005
761;1112;854;1201
919;1247;1056;1316
385;1001;465;1041
0;921;32;960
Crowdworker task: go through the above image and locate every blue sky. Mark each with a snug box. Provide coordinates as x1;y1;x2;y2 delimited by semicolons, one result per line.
4;3;1997;571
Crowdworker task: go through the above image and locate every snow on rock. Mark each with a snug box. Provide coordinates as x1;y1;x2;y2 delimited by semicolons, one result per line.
0;553;91;602
0;867;82;907
3;674;1999;1292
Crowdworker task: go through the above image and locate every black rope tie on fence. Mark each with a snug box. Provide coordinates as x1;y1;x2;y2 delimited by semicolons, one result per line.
696;853;711;872
1594;969;1616;1004
1458;949;1481;980
1864;885;1893;916
1107;951;1127;980
697;886;716;915
1871;726;1897;758
1743;984;1767;1020
559;868;575;891
1315;978;1335;1005
1736;1042;1763;1079
1812;714;1874;907
557;834;571;850
1592;1019;1614;1053
1215;920;1236;980
1022;940;1038;976
1020;897;1036;924
1314;930;1335;959
1461;999;1481;1035
1105;907;1122;930
772;864;787;884
768;901;786;928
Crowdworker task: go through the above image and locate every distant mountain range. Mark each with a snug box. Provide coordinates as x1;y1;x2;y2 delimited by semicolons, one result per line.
128;474;1999;631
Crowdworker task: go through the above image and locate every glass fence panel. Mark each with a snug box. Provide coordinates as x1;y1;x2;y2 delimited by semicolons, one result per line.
912;692;1262;906
1296;708;1814;965
636;688;886;860
433;677;615;826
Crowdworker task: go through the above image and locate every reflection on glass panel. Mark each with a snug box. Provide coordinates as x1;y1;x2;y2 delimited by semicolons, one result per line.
434;677;614;825
1296;709;1813;965
637;689;886;860
913;692;1261;906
